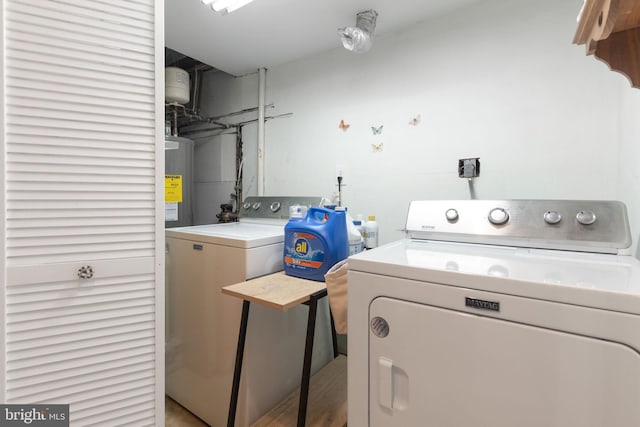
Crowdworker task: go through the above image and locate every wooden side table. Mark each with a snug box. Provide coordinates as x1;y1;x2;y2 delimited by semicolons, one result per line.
222;272;338;427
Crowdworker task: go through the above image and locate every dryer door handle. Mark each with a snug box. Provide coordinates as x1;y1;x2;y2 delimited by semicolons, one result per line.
379;357;394;410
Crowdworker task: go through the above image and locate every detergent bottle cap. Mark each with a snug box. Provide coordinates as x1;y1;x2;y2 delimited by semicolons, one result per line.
289;205;308;219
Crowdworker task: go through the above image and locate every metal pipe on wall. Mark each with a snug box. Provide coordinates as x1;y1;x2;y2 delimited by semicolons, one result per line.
257;67;266;196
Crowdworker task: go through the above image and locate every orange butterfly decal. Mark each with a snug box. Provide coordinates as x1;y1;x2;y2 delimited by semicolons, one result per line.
339;119;350;131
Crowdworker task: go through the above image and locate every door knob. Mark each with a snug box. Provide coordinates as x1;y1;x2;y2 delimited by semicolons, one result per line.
77;265;94;279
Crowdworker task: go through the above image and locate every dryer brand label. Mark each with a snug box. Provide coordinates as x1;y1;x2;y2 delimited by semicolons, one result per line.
465;297;500;312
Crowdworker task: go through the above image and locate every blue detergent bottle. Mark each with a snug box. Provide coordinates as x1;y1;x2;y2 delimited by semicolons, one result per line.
283;206;349;282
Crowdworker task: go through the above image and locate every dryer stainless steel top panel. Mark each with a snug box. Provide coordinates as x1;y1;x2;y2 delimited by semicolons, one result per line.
406;200;631;254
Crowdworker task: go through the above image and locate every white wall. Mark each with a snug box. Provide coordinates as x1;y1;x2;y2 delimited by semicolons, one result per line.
201;0;640;252
262;0;623;244
192;133;237;224
618;79;640;257
189;70;260;220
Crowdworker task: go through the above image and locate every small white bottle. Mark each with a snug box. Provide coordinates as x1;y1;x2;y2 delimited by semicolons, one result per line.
356;215;366;239
353;219;364;240
364;215;378;249
339;208;364;255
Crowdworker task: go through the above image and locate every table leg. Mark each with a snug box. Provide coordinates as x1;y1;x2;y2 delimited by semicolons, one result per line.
329;309;338;358
227;300;251;427
297;289;326;427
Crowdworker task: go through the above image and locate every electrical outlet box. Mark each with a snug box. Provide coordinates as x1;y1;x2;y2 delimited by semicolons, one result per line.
458;158;480;178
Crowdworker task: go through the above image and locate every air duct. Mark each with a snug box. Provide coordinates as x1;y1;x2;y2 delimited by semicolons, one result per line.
338;10;378;53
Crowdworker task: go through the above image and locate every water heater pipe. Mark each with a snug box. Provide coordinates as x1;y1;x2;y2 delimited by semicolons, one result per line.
257;68;266;196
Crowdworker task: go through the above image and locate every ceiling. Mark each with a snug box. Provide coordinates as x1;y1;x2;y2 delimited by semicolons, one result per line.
165;0;486;76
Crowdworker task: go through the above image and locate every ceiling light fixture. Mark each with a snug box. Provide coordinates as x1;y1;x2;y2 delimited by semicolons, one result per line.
338;10;379;53
201;0;256;14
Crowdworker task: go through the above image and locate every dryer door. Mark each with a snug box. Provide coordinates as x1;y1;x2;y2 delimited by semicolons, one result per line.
369;297;640;427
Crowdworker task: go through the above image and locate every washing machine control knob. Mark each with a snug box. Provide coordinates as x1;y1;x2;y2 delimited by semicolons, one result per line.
576;210;597;225
543;210;562;224
488;208;509;225
243;202;251;210
270;201;281;212
252;202;262;211
445;209;459;222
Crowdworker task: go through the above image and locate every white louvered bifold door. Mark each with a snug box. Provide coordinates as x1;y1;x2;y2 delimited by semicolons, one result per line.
3;0;162;425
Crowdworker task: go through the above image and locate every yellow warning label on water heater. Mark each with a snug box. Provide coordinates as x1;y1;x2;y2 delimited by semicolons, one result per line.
165;175;183;202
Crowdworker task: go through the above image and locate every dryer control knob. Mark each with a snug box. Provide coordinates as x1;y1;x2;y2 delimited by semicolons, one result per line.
576;210;597;225
270;201;281;212
488;208;509;225
445;209;459;222
252;202;262;210
543;210;562;224
243;202;251;210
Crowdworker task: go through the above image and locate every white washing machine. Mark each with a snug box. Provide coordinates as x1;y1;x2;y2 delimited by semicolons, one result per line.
348;200;640;427
165;196;334;427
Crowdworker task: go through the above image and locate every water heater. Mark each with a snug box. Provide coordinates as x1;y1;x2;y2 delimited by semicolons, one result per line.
165;136;194;228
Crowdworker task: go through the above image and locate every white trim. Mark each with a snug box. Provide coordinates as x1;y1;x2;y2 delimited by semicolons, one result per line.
154;0;166;423
0;0;6;404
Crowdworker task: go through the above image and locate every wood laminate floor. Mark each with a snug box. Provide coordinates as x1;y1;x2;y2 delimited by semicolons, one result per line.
165;353;348;427
165;396;209;427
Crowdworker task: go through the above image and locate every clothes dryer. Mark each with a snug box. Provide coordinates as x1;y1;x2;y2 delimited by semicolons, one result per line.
348;200;640;427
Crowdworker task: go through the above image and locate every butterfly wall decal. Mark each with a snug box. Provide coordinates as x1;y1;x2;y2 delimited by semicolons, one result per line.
371;142;384;152
339;119;350;131
371;125;383;135
408;114;421;126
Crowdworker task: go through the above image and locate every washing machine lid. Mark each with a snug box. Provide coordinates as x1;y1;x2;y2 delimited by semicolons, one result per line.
348;239;640;315
165;222;284;248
